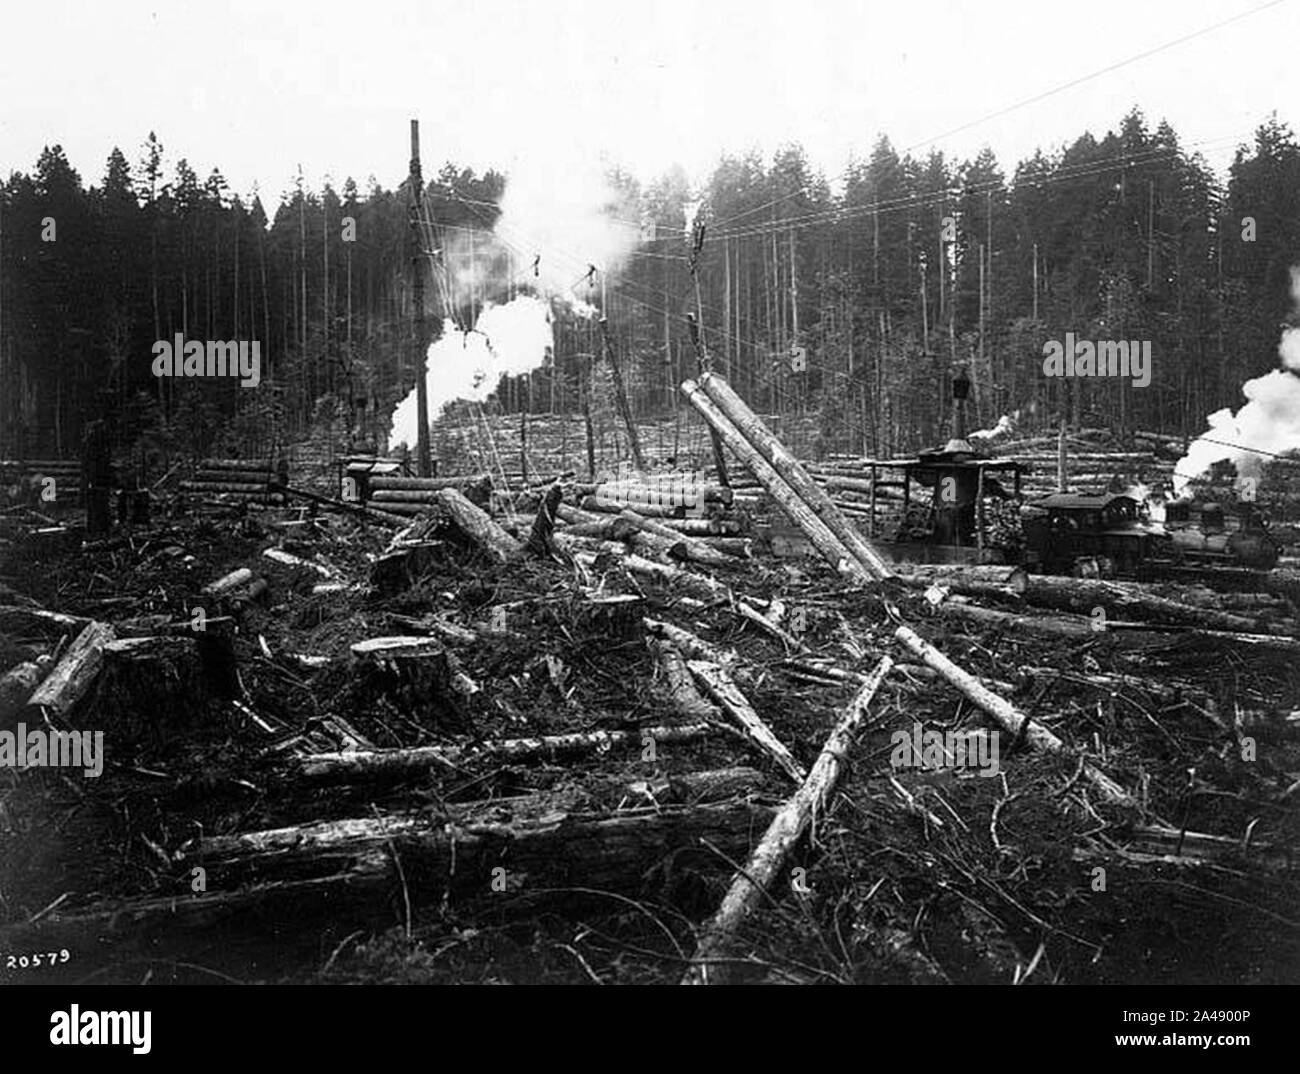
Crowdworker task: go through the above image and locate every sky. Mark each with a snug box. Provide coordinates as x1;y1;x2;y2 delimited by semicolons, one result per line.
1;0;1294;204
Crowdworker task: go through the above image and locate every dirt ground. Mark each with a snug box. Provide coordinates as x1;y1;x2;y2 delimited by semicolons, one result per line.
1;497;1298;986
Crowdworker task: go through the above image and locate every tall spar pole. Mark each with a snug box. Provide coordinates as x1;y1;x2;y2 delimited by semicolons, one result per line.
409;120;432;477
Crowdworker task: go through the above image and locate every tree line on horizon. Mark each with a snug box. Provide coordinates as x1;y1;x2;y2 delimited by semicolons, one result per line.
1;108;1298;468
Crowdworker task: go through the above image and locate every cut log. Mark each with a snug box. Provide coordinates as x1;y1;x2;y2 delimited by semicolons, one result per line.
0;605;91;637
936;602;1098;639
696;372;892;579
26;621;116;717
683;656;894;984
650;639;719;721
643;618;734;664
0;660;48;727
610;509;735;569
563;542;730;602
262;547;334;577
0;797;773;957
370;474;490;492
687;659;806;784
582;493;680;518
893;625;1134;806
1019;575;1271;634
180;481;280;495
681;380;867;583
435;487;522;564
295;721;715;783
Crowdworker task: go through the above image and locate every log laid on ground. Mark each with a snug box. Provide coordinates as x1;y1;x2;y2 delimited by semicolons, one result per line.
295;721;715;783
563;542;730;602
688;659;806;784
936;602;1098;639
26;621;116;717
262;547;334;577
283;485;408;527
0;605;91;637
893;625;1134;806
0;660;49;727
2;796;773;953
653;517;742;537
696;372;893;580
1019;575;1270;634
370;474;490;492
643;618;735;664
650;639;720;721
683;656;894;985
435;487;523;563
201;567;269;608
199;457;276;472
180;481;282;495
681;380;868;583
610;510;735;570
582;493;681;518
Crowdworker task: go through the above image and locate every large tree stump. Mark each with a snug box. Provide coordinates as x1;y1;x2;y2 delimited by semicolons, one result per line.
88;636;207;744
349;636;463;731
435;488;522;564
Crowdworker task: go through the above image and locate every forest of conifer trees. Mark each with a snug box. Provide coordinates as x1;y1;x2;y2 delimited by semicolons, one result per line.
2;108;1298;465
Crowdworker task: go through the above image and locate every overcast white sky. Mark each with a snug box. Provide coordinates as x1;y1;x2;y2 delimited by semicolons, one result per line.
1;0;1294;202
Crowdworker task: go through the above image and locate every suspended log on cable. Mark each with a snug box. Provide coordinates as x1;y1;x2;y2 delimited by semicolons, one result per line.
681;380;868;584
682;656;894;985
434;487;523;564
695;372;893;580
893;625;1134;806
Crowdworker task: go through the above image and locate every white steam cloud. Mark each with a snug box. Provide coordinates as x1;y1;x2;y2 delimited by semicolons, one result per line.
389;296;554;450
1173;266;1300;496
390;156;643;448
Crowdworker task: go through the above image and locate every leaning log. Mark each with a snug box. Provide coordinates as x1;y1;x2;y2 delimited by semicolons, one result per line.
683;656;894;984
696;372;892;579
25;621;116;717
681;380;868;583
435;487;523;563
893;625;1134;806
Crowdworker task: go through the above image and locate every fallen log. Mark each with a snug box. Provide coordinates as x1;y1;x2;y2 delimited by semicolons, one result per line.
0;605;91;637
295;721;715;783
262;547;334;577
643;618;735;664
26;621;116;717
650;639;720;721
610;510;735;570
2;797;772;955
435;487;522;563
582;493;681;518
180;480;281;495
893;625;1134;806
370;474;490;492
1019;575;1270;634
0;659;49;727
688;659;806;784
683;656;893;984
564;542;730;602
681;381;867;583
696;372;892;580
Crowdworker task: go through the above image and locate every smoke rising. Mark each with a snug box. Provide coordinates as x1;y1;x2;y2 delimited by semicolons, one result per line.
1173;266;1300;497
389;297;554;450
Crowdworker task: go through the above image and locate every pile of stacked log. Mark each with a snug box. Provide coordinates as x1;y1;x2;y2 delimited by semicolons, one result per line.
0;458;82;506
364;473;492;517
180;458;288;506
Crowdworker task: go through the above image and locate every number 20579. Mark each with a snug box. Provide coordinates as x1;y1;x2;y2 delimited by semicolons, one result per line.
5;950;70;969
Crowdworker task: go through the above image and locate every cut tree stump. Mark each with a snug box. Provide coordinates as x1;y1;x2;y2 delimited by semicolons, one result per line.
89;636;207;742
349;636;461;730
683;656;894;984
573;593;646;642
